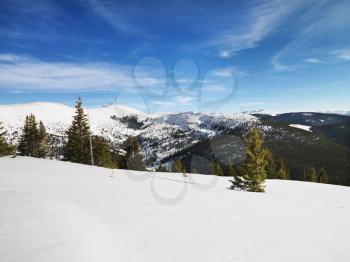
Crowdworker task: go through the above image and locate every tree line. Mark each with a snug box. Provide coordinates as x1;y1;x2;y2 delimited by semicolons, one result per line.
0;98;145;170
170;128;329;192
0;97;329;190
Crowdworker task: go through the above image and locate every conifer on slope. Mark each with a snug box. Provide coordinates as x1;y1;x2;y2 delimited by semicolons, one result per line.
124;136;145;171
230;128;268;192
275;159;288;179
226;160;235;177
18;114;39;157
18;115;49;158
37;121;49;158
92;136;116;168
63;97;92;164
0;121;15;156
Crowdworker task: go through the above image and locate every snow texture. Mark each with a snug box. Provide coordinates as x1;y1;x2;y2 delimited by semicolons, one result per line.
289;124;312;132
0;157;349;262
0;102;258;163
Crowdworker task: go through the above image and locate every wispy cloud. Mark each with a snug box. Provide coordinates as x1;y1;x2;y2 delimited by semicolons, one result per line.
175;96;194;104
211;67;247;78
152;100;176;106
85;0;139;33
0;53;162;92
331;49;350;61
0;0;81;44
271;0;350;71
0;53;33;62
208;0;307;58
304;58;322;63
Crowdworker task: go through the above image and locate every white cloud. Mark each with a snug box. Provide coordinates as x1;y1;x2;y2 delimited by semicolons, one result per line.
271;0;350;71
175;96;194;104
331;49;350;61
218;50;231;58
271;52;297;72
304;58;322;63
0;53;162;92
152;100;176;106
211;67;247;78
201;84;226;92
0;53;33;62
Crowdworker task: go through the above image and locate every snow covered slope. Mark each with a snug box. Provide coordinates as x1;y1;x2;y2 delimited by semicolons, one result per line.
0;157;349;262
0;102;147;139
0;102;257;163
289;124;312;132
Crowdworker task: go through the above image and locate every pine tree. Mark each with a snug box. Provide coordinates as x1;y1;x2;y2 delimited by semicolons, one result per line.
229;168;247;190
226;159;235;176
174;158;185;175
63;97;92;164
124;136;145;171
265;150;277;179
191;167;198;174
18;115;49;158
37;121;49;158
91;136;115;168
231;128;268;192
317;168;328;183
213;161;223;176
303;167;317;182
18;114;39;157
275;159;288;179
156;164;168;172
0;122;15;156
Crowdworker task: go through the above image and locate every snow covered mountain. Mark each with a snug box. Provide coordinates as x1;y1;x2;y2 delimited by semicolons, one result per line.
0;102;258;164
1;102;349;185
1;156;349;262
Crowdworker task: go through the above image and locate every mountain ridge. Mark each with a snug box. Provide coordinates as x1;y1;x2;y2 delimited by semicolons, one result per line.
1;102;349;185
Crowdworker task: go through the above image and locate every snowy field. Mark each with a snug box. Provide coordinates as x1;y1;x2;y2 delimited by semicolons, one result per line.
0;157;349;262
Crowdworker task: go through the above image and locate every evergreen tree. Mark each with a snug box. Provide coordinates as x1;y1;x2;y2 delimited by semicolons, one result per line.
92;136;116;168
275;159;288;179
230;128;268;192
37;121;49;158
0;122;15;156
156;164;168;172
112;150;127;169
191;167;198;174
18;115;49;158
229;168;247;190
213;161;223;176
18;114;39;157
226;159;235;176
303;167;317;182
317;168;328;183
63;97;92;164
124;136;145;171
174;158;185;174
265;150;277;179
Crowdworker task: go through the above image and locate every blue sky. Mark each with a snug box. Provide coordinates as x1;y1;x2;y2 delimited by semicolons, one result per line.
0;0;349;114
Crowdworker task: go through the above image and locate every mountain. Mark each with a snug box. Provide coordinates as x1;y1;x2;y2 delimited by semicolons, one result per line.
0;102;257;159
1;156;349;262
0;102;349;185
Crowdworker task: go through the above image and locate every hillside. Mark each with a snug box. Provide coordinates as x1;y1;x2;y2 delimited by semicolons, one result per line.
0;157;349;262
0;103;349;185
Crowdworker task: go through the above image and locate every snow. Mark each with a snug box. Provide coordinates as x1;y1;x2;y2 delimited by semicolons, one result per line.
1;156;349;262
0;102;147;145
289;124;312;132
0;102;146;132
0;102;258;163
